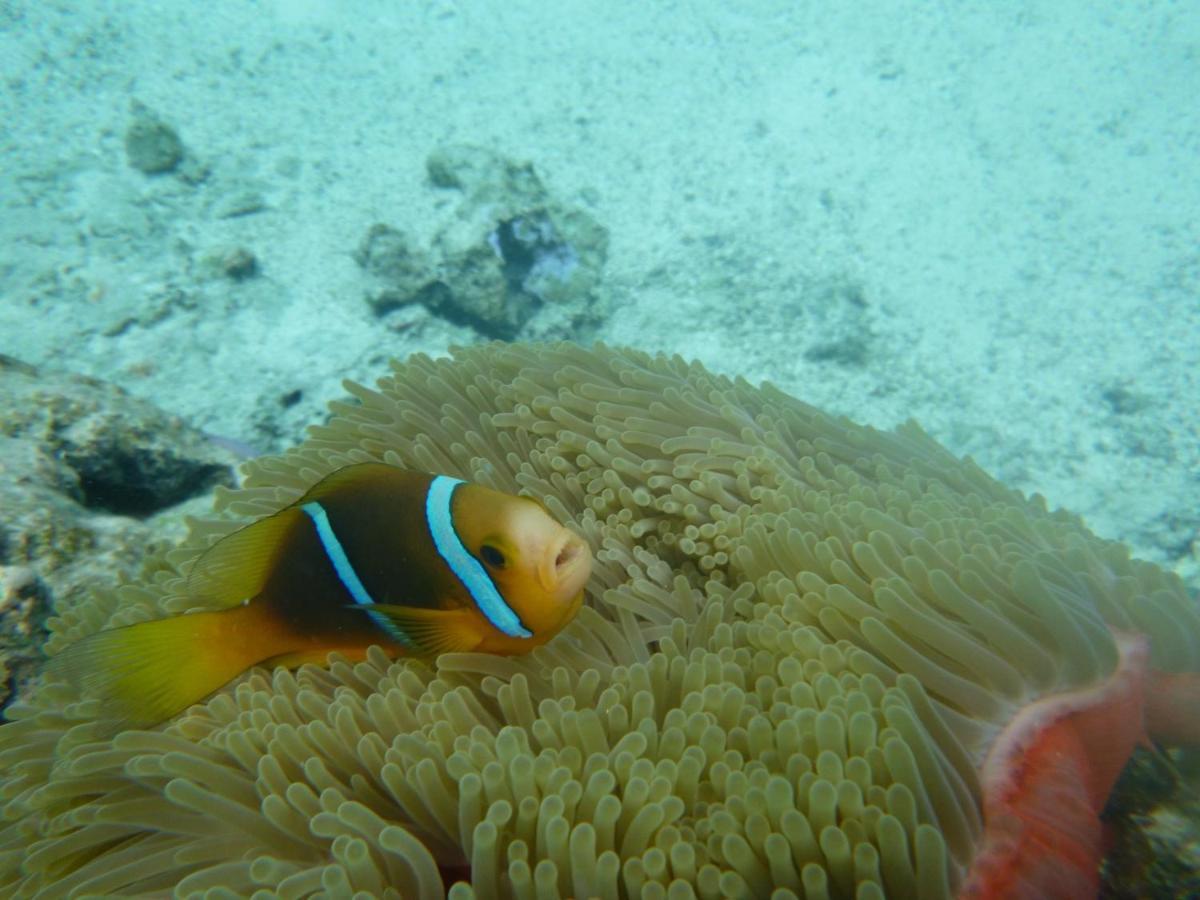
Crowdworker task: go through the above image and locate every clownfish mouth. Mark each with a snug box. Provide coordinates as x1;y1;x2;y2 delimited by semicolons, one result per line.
541;530;592;605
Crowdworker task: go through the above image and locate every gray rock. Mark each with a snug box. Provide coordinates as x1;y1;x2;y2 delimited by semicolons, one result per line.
354;224;436;313
0;556;53;715
211;187;267;219
198;245;259;281
441;199;607;339
358;146;609;339
124;102;185;175
426;144;544;207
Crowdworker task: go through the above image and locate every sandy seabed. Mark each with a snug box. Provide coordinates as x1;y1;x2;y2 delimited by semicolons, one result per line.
0;0;1196;581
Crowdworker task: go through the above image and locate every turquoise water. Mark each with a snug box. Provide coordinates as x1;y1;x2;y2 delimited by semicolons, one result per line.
2;2;1195;565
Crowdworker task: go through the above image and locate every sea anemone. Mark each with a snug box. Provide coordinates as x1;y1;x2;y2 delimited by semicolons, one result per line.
2;342;1196;898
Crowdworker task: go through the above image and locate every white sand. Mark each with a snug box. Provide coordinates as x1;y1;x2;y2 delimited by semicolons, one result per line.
1;1;1196;578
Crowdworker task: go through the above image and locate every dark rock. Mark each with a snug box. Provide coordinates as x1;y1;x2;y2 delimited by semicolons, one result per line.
58;412;226;515
1102;747;1200;898
1102;382;1152;416
0;358;240;714
222;247;258;280
0;434;180;716
0;357;236;516
805;334;872;367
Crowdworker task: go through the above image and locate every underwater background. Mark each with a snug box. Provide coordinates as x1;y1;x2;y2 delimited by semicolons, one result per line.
1;0;1198;894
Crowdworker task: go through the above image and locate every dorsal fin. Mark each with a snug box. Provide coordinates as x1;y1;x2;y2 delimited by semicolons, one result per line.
186;465;420;606
296;463;422;504
186;507;306;605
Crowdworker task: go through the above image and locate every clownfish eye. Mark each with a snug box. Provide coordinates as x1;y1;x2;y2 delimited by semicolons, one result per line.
479;543;507;569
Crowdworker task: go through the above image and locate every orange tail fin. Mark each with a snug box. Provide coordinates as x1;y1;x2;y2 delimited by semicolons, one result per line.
49;602;292;727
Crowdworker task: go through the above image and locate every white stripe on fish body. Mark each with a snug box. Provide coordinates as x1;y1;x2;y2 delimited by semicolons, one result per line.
302;501;414;648
425;475;533;639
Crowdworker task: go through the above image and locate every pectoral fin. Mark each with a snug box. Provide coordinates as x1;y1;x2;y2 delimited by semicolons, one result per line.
355;604;485;655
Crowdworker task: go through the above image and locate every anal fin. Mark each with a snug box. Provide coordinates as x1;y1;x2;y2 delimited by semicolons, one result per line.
263;648;371;668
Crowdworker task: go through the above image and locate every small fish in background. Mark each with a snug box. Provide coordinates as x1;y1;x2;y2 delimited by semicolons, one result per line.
203;432;263;487
202;432;262;462
51;463;593;726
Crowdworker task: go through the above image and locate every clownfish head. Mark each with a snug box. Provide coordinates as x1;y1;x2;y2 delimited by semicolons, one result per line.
452;483;592;652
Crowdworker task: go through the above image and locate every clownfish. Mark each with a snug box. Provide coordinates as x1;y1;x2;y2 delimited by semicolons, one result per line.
52;463;592;726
